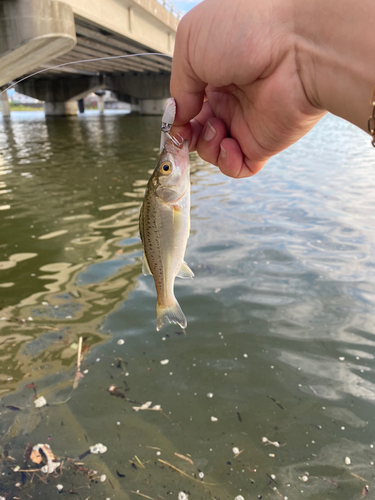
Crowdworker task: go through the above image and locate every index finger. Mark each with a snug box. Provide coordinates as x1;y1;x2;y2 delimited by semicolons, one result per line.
170;13;207;127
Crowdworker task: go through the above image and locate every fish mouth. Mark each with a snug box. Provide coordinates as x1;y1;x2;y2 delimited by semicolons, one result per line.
165;138;189;157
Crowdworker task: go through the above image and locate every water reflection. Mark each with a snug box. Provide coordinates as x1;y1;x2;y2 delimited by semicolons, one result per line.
1;111;375;499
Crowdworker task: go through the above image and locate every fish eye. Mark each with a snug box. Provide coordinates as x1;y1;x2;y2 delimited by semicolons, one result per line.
160;162;172;174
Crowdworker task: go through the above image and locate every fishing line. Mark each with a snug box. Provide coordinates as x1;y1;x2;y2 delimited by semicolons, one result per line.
0;52;173;96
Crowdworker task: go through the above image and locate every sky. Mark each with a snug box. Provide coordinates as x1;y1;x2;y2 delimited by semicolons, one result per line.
172;0;201;16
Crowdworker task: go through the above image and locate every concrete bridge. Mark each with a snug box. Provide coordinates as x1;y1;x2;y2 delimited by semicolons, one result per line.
0;0;181;116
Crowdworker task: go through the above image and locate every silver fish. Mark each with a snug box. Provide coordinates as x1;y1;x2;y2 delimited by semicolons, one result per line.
139;138;193;330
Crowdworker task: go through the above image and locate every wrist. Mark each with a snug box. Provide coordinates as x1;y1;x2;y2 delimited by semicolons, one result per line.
293;0;375;133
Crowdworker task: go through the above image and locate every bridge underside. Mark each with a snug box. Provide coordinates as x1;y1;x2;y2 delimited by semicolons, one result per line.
16;72;171;115
0;0;176;115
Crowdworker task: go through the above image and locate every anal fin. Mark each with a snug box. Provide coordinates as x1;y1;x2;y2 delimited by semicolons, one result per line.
176;261;194;279
142;252;152;276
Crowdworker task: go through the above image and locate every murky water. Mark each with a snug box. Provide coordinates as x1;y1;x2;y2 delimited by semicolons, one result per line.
0;110;375;499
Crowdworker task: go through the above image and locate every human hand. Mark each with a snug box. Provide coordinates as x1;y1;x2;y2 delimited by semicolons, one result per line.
170;0;325;178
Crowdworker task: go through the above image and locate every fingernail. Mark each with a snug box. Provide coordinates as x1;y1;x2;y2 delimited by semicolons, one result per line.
204;121;216;141
220;144;227;158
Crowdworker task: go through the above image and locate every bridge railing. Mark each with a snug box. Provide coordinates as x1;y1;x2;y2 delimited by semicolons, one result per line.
156;0;184;20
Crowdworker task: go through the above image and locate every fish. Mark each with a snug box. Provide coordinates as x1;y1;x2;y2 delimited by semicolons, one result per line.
139;138;193;331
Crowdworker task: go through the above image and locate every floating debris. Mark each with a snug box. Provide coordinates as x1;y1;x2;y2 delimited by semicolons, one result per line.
117;339;125;345
29;444;61;473
198;471;204;479
361;485;370;498
232;447;240;455
132;455;146;469
41;460;61;474
57;485;63;491
178;493;189;500
160;359;169;365
133;401;162;412
158;459;217;485
34;396;47;408
174;452;194;465
139;401;151;409
262;437;281;448
299;473;309;482
73;336;84;390
233;448;244;458
100;474;107;482
345;457;352;465
30;447;43;464
90;443;107;454
211;416;218;422
23;443;33;464
207;392;214;398
139;401;152;410
108;385;126;398
235;496;244;500
130;491;155;500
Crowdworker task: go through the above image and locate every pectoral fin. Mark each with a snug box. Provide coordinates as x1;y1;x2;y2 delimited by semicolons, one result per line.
142;252;152;276
177;261;194;279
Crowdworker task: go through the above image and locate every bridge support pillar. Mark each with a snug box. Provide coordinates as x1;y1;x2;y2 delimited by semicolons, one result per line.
139;98;169;115
0;90;11;118
98;94;105;114
44;101;78;116
78;98;85;114
16;76;106;117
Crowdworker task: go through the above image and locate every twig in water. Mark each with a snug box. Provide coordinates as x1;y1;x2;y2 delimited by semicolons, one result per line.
134;455;145;469
14;468;44;472
130;492;156;500
158;459;218;485
73;336;84;390
272;487;285;499
129;456;146;469
174;452;194;465
351;472;367;482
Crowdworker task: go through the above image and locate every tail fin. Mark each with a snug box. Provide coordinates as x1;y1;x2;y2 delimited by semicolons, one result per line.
156;299;187;331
